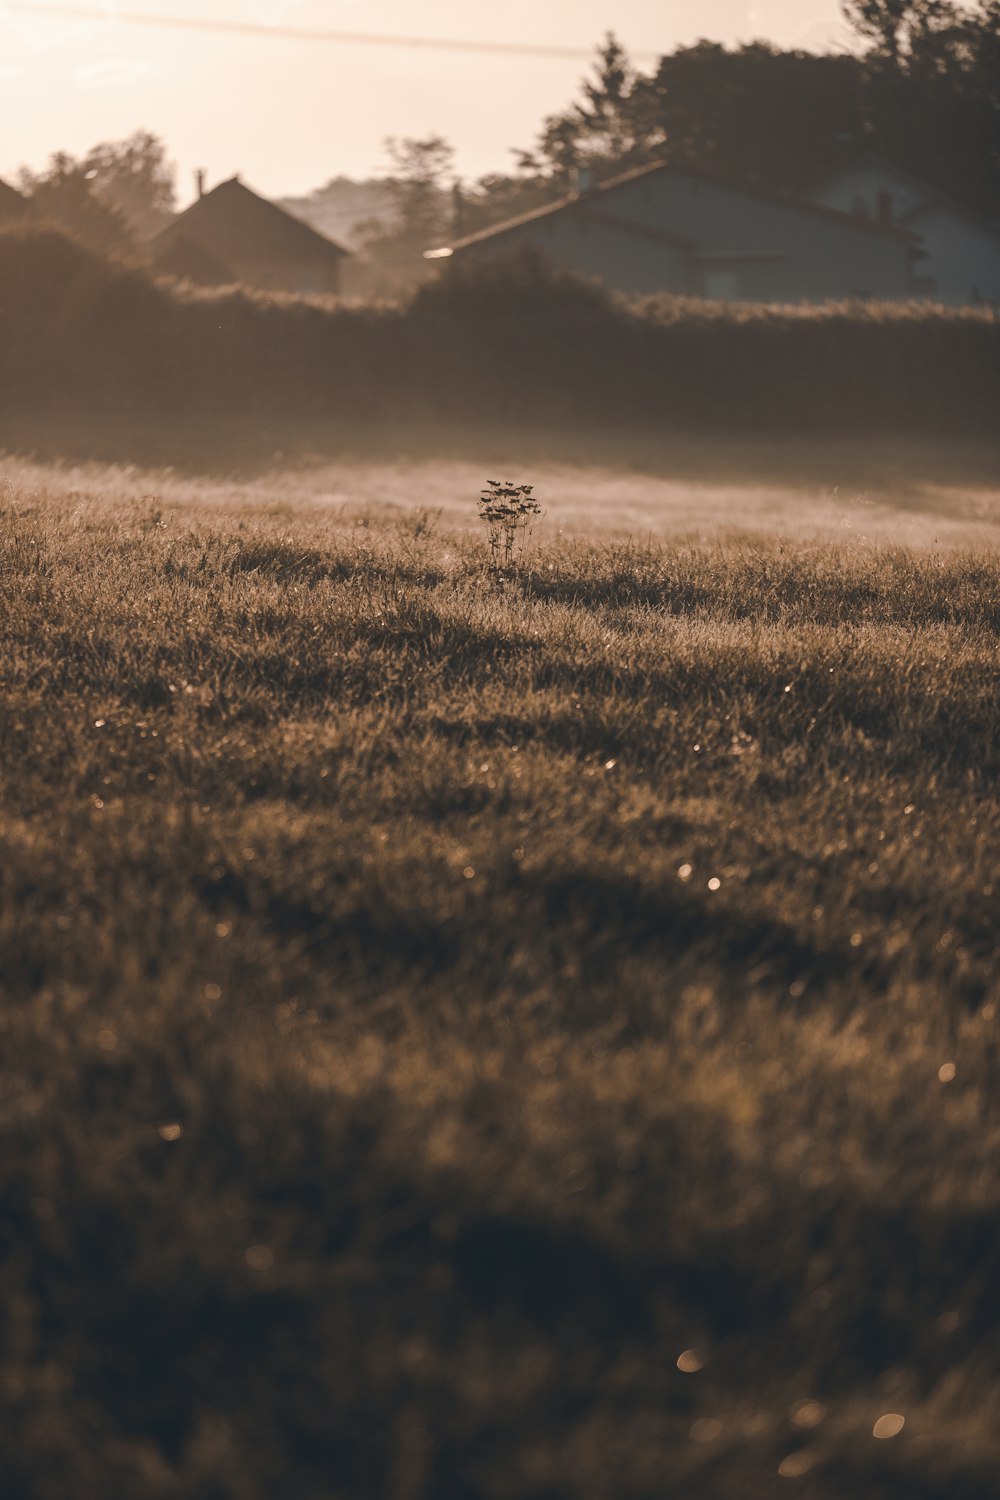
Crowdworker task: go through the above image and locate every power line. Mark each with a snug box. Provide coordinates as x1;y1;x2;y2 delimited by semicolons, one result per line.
2;2;661;64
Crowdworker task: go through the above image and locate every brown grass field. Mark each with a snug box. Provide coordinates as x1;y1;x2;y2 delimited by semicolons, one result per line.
2;449;999;1500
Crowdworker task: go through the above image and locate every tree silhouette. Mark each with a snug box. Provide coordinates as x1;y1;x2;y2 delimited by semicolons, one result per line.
17;132;176;255
82;131;176;240
18;152;134;257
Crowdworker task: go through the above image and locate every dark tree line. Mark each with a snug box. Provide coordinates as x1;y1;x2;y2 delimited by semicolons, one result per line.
15;132;175;256
437;0;998;247
11;1;999;276
496;1;1000;217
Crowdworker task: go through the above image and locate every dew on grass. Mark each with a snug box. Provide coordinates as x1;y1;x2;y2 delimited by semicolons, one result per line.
790;1400;825;1428
677;1349;704;1373
873;1413;905;1439
708;877;722;892
938;1063;956;1083
779;1451;818;1478
158;1123;182;1141
678;864;693;882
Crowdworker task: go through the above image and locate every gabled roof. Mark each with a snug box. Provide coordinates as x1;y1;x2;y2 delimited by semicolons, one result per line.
432;158;919;259
0;177;32;221
806;151;939;206
149;176;350;265
897;192;1000;245
808;151;1000;240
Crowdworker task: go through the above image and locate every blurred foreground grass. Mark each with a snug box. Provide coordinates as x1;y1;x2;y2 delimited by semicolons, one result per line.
1;469;999;1500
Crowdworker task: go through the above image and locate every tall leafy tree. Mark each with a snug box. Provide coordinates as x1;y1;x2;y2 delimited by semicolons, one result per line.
636;42;863;194
523;34;661;185
17;152;134;256
842;0;960;62
843;0;1000;213
354;136;456;285
18;131;176;254
82;131;176;240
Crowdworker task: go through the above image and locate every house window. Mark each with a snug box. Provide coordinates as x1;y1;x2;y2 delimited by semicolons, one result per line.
704;269;741;301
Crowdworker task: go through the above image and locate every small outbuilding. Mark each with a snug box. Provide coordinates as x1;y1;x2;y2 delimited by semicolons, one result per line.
806;154;1000;305
149;175;350;296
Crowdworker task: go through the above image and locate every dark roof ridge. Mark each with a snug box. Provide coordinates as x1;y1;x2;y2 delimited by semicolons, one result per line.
806;151;1000;237
806;151;938;204
899;195;1000;242
438;158;920;256
151;175;350;258
614;159;920;241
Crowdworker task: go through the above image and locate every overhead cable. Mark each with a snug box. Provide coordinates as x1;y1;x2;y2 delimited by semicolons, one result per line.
2;2;660;64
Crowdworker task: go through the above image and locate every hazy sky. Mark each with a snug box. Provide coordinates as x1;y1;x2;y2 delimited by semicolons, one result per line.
1;1;853;202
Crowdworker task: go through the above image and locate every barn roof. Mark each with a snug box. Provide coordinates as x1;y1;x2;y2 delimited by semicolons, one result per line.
430;158;919;259
149;176;350;267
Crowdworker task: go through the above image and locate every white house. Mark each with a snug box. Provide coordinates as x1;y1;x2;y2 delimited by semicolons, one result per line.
806;154;1000;306
427;161;922;304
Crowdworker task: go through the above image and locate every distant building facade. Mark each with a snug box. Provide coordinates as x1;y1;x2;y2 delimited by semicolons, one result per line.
149;176;350;296
427;162;921;304
806;154;1000;305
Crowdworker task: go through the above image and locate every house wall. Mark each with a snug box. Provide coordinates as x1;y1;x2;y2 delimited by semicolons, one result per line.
226;250;342;296
904;205;1000;305
457;171;914;304
458;212;691;297
612;172;913;301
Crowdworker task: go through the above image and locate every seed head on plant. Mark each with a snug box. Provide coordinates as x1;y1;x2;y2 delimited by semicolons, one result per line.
478;480;542;573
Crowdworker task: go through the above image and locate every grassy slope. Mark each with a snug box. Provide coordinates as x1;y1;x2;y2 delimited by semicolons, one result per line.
1;471;999;1500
